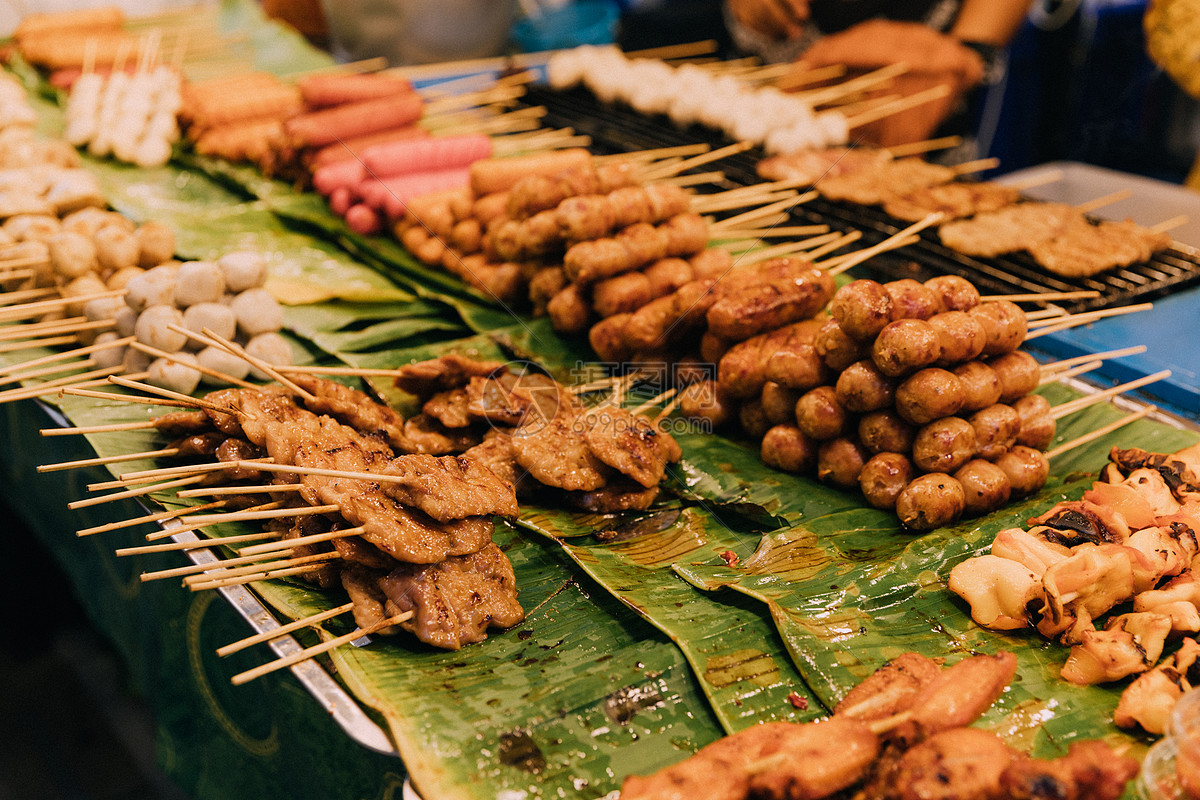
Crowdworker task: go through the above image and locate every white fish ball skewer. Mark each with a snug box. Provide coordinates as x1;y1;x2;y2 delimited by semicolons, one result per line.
218;251;268;292
135;305;188;352
147;352;201;395
230;288;283;337
243;332;293;380
173;261;226;306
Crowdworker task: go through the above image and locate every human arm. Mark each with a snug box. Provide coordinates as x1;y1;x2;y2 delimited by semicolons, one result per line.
950;0;1035;47
725;0;810;40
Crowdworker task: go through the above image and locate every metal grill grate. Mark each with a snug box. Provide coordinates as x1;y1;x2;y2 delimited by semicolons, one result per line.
524;85;1200;313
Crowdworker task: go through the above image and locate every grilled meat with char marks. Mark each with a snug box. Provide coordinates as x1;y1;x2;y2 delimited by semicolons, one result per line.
818;158;955;206
378;454;519;522
882;181;1019;223
401;413;482;454
580;406;680;488
293;438;493;563
394;353;506;399
422;387;473;429
289;374;409;452
378;543;524;651
154;408;213;436
510;414;612;492
939;202;1077;258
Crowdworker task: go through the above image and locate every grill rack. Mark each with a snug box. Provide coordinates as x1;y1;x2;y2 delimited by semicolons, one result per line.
524;85;1200;313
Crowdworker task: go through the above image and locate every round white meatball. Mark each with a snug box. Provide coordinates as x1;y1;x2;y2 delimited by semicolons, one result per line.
123;268;175;312
114;305;138;338
122;346;153;375
94;226;139;272
217;251;268;292
230;288;283;337
91;331;127;370
147;353;201;395
134;221;175;268
84;295;125;324
173;261;225;307
244;332;293;380
61;273;108;318
60;207;113;238
196;345;251;385
134;304;187;352
106;265;143;291
3;214;60;242
182;302;236;345
47;231;98;280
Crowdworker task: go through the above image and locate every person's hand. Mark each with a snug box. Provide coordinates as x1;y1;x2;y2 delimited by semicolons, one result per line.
795;20;985;147
727;0;810;40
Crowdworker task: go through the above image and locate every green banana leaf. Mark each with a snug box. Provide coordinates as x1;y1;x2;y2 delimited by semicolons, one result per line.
27;384;727;800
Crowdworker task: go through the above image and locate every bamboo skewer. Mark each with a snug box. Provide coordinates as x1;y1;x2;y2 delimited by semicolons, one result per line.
0;335;78;353
79;499;227;537
983;290;1100;303
0;289;124;323
0;358;97;386
0;336;134;378
657;170;725;188
115;529;281;556
884;136;963;158
568;375;623;395
704;192;815;225
642;141;755;181
713;225;829;239
0;317;111;342
1025;303;1154;339
1151;215;1188;235
1050;370;1171;420
797;62;909;106
804;230;863;261
1024;308;1067;322
230;612;413;686
725;230;840;257
139;548;299;583
1003;168;1065;192
0;286;55;305
819;213;943;274
695;189;801;215
631;388;678;416
177;483;305;498
733;233;843;265
183;551;342;586
1045;406;1156;459
0;365;127;404
161;503;341;530
216;603;356;658
628;39;721;60
949;157;1001;176
106;375;234;414
775;63;847;91
1039;346;1147;375
130;341;259;390
238;526;368;557
1076;189;1133;215
1041;360;1103;384
845;84;952;130
91;458;273;491
69;475;209;510
187;561;338;593
43;419;158;436
174;325;315;402
144;501;288;541
39;446;182;473
594;144;710;165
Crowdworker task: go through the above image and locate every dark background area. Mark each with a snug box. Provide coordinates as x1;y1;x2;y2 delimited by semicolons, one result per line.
0;504;187;800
